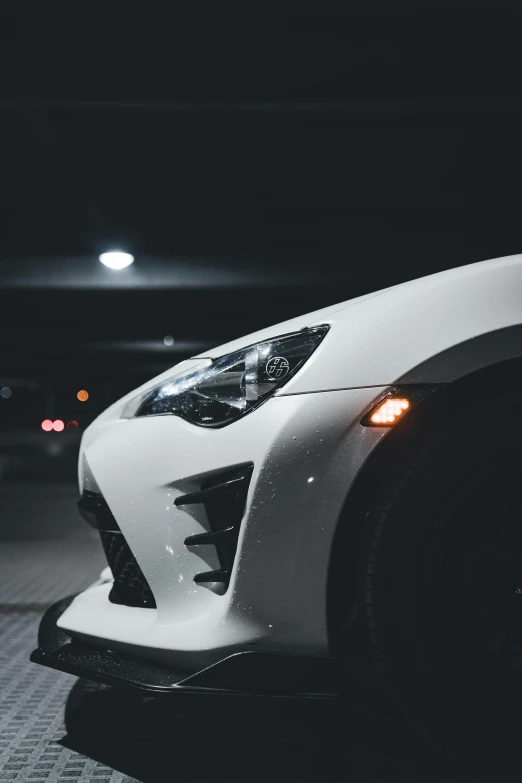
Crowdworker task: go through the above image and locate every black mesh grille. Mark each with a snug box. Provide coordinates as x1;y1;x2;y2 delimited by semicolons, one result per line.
99;531;156;609
78;492;156;609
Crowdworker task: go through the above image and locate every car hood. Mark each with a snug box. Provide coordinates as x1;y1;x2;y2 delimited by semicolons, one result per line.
191;253;522;393
88;253;522;441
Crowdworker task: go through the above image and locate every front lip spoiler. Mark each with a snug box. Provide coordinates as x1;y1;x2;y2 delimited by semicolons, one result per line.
30;596;341;700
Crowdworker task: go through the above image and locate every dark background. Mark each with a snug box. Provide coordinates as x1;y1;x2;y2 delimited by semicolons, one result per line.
0;5;521;780
1;0;522;476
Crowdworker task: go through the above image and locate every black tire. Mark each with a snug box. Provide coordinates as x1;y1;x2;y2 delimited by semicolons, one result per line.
64;678;145;739
65;678;109;738
352;392;522;773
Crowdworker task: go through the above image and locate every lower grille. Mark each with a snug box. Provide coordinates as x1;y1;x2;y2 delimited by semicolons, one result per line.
99;530;156;608
78;491;156;609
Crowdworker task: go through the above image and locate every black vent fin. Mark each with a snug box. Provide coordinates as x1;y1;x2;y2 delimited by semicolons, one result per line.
193;570;229;584
176;464;253;589
185;526;236;547
174;472;250;507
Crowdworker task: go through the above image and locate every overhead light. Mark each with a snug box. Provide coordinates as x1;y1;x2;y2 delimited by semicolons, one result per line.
163;335;175;346
99;251;134;270
77;389;89;402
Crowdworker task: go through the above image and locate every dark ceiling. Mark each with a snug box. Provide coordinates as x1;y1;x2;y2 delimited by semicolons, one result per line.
1;0;522;392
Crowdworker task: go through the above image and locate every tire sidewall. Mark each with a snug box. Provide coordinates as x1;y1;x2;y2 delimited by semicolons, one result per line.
357;397;522;769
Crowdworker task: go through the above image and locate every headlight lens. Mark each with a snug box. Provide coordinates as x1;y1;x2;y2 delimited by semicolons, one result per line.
134;326;328;427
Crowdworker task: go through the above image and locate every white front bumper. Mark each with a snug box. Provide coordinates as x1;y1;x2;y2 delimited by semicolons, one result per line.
58;387;387;670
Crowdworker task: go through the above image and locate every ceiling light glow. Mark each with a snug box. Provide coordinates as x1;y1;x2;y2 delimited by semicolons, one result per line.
99;251;134;270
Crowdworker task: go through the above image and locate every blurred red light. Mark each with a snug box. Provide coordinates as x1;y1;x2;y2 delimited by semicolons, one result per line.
66;420;79;428
52;419;65;432
41;419;53;432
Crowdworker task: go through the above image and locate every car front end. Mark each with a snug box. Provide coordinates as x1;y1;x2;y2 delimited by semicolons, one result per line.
32;254;522;699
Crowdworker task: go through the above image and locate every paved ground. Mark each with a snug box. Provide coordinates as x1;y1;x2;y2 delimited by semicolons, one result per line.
0;483;123;781
0;612;137;783
0;482;509;782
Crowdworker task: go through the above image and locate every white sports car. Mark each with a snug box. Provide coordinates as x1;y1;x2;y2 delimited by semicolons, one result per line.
33;254;522;765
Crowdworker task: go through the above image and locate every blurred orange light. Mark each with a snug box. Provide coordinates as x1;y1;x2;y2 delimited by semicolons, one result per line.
370;398;410;425
77;389;89;402
52;419;65;432
67;420;79;428
41;419;53;432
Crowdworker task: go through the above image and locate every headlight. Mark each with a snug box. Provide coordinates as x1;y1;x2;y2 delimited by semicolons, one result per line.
133;326;329;427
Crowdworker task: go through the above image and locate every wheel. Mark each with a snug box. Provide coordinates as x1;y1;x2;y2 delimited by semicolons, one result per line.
65;678;110;738
348;392;522;772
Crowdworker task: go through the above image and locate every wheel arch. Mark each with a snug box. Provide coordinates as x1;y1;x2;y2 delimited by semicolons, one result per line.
397;324;522;384
327;352;522;653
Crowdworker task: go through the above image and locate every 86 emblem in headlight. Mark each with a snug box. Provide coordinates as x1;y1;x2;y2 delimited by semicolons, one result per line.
265;357;290;379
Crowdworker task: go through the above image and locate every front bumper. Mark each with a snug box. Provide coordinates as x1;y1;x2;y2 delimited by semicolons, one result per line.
57;386;388;671
31;596;341;700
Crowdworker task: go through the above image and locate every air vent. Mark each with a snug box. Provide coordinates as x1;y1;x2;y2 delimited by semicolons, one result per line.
175;464;253;589
78;490;120;532
77;491;156;609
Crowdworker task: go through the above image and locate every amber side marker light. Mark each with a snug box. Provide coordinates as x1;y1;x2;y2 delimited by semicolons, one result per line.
370;398;410;425
362;386;442;427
